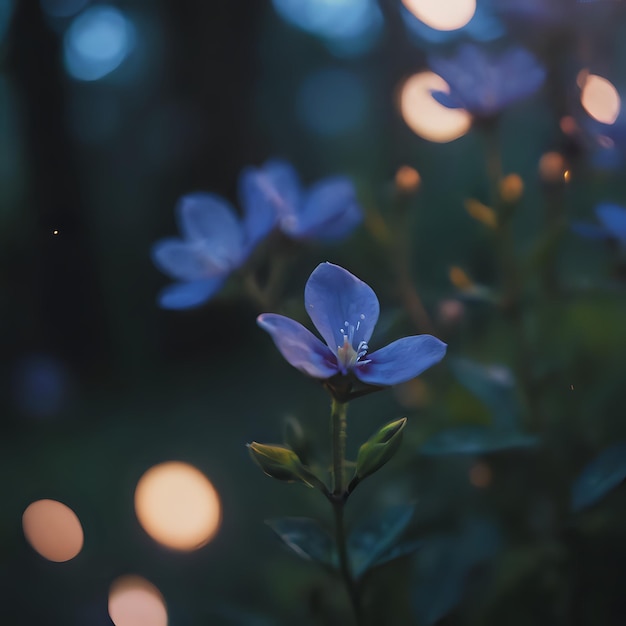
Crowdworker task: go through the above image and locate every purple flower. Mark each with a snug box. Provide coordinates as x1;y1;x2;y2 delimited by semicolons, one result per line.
571;203;626;249
151;189;274;310
257;263;446;395
241;160;362;242
428;44;546;117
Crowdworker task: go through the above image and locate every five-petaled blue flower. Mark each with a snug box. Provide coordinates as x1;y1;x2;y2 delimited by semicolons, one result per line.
571;203;626;249
242;159;362;241
428;44;546;117
257;263;447;394
151;187;274;310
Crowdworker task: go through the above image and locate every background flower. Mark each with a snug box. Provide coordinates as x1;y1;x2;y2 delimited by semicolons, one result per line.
151;189;273;309
243;159;363;242
428;43;546;116
571;203;626;249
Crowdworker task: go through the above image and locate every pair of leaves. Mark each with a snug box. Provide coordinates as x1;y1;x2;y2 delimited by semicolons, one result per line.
420;358;538;456
571;442;626;512
266;503;418;580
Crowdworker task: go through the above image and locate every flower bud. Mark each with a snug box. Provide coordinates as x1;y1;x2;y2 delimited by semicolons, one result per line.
247;442;315;486
464;199;497;228
354;417;408;481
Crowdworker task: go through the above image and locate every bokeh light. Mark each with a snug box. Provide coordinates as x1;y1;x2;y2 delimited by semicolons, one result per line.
402;0;476;31
580;73;621;125
399;71;472;143
272;0;382;50
296;68;367;136
22;499;84;562
538;151;566;182
108;575;168;626
134;461;221;551
63;5;135;81
395;165;421;193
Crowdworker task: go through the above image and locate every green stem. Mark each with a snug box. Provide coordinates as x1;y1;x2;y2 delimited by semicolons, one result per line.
484;125;540;427
329;399;364;625
331;398;348;495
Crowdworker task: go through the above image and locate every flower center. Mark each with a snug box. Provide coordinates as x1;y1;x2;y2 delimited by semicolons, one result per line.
336;319;370;374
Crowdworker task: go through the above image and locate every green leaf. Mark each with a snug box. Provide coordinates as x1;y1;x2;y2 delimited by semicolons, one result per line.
412;518;501;626
571;442;626;512
266;517;336;568
449;357;520;429
348;503;415;578
370;539;422;570
420;426;538;455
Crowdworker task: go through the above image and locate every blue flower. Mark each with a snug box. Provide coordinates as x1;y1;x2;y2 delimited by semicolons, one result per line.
242;160;363;242
257;263;447;394
151;189;274;310
571;203;626;249
428;44;546;116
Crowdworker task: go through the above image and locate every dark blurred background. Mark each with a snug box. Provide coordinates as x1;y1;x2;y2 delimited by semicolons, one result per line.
4;1;626;625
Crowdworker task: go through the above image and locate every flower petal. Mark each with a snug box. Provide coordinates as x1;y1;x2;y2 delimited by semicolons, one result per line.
257;313;339;379
305;263;379;353
157;278;225;310
289;177;362;241
596;203;626;244
238;165;283;251
241;160;302;230
176;192;244;263
430;89;464;110
571;221;609;241
355;335;447;386
151;238;229;281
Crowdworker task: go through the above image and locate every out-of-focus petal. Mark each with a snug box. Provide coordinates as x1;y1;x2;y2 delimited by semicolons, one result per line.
243;160;302;227
291;177;362;241
570;221;609;240
596;203;626;244
151;238;227;281
356;335;447;386
157;278;225;310
176;193;244;261
257;313;339;379
430;90;464;110
305;263;379;352
238;167;279;251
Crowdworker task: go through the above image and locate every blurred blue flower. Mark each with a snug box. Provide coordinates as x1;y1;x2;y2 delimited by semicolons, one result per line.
151;189;274;309
258;263;446;388
243;160;363;241
428;44;546;116
571;203;626;249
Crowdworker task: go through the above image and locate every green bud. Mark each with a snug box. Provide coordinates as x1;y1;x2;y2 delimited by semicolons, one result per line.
354;418;408;482
247;442;318;488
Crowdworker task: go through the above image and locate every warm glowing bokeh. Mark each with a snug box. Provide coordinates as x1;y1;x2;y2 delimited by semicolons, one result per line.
538;151;566;182
400;71;472;143
109;575;168;626
22;499;84;562
499;174;524;203
580;73;621;125
469;461;492;488
402;0;476;30
134;461;221;551
395;165;421;192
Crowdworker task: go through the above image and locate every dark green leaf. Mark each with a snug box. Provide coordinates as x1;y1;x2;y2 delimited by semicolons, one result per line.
412;518;501;626
449;357;520;429
571;442;626;512
420;426;538;455
370;539;422;570
348;503;415;578
266;517;336;567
